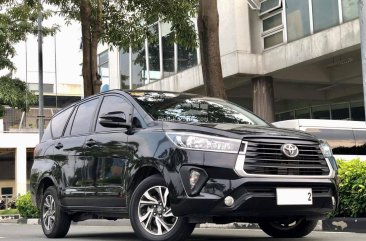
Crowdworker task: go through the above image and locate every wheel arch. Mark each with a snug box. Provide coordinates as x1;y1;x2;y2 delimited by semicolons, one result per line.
36;176;57;208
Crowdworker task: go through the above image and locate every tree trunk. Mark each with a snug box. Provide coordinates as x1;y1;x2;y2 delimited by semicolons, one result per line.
80;0;93;97
91;0;103;94
252;76;275;123
197;0;226;99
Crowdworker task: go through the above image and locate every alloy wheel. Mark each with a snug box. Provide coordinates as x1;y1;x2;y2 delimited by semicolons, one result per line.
138;186;178;236
42;195;56;231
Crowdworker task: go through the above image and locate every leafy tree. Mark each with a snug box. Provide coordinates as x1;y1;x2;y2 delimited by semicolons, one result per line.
197;0;226;99
0;75;37;115
47;0;198;97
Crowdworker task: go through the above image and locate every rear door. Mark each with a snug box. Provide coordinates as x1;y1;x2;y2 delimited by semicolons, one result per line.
83;95;132;207
57;97;100;207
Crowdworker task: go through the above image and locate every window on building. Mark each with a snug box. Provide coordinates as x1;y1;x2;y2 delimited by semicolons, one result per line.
286;0;311;42
0;149;15;181
331;103;350;120
263;30;284;49
71;98;99;136
178;45;198;72
98;51;109;88
342;0;359;22
148;24;160;82
312;105;331;119
28;83;54;93
260;0;282;16
161;22;175;77
312;0;340;33
131;47;147;89
119;49;130;90
295;108;311;118
351;101;365;121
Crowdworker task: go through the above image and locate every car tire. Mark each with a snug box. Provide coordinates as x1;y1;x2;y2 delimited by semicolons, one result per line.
41;186;71;238
259;219;318;238
129;174;195;241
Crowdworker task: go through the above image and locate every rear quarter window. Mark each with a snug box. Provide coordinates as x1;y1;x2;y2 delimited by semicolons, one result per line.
51;107;74;139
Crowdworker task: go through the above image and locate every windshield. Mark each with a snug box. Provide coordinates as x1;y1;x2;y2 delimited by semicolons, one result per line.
130;92;268;126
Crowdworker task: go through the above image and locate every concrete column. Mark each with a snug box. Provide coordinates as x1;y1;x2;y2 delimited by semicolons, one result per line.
252;76;275;123
15;146;27;196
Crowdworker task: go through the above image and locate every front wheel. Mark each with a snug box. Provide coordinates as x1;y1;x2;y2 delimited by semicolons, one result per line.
129;175;195;241
258;219;318;238
41;186;71;238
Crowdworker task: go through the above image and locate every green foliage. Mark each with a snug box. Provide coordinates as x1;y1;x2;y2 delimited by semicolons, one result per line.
0;209;19;215
333;159;366;217
47;0;198;51
0;76;37;112
15;192;39;219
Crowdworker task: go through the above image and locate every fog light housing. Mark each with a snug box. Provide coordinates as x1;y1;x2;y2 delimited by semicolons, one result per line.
180;166;208;196
224;196;235;207
189;170;201;189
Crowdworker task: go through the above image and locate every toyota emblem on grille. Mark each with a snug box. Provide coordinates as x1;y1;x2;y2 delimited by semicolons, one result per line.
281;143;299;158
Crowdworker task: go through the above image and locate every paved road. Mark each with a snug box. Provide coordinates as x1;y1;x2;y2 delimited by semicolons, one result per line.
0;223;365;241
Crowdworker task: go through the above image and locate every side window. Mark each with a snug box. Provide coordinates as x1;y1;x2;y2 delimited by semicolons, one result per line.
306;128;356;155
41;122;52;142
51;107;74;139
95;95;132;132
71;98;99;136
354;130;366;155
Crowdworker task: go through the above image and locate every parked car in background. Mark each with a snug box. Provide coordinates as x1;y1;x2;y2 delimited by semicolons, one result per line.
31;90;338;241
273;119;366;161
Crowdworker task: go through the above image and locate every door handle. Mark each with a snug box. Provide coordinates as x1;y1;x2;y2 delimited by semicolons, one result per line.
86;139;97;147
55;143;64;149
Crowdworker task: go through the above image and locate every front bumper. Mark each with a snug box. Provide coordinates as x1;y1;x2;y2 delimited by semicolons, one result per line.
171;176;337;222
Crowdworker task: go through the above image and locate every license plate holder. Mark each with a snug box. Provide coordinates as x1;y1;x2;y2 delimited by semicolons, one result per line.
276;188;313;206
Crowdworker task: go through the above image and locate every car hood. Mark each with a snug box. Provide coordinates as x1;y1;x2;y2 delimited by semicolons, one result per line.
162;122;317;141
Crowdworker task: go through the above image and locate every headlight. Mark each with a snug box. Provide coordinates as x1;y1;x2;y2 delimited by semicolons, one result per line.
319;140;333;158
166;132;242;153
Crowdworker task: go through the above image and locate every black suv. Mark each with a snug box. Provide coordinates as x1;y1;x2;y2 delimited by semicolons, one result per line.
30;90;338;241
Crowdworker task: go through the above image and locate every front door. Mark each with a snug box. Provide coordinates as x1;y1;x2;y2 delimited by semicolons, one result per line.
84;95;132;207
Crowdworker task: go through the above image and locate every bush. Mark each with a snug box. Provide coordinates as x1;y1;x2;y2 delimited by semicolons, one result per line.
16;192;39;219
334;159;366;217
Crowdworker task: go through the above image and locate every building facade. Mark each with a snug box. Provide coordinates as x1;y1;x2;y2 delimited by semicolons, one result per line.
98;0;365;123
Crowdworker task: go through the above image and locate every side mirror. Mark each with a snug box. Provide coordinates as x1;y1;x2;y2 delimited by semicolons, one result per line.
99;111;132;128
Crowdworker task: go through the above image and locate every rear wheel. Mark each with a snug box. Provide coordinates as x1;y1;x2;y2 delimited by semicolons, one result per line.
259;219;318;238
129;175;195;241
41;186;71;238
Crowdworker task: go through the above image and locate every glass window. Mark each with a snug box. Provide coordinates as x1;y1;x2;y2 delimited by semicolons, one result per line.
119;49;130;90
260;0;282;15
95;96;132;132
306;128;356;154
132;47;147;88
71;99;99;136
98;51;109;91
312;105;330;119
286;0;311;42
312;0;340;33
354;130;366;155
295;108;311;119
129;92;268;126
41;121;52;142
263;13;282;32
0;149;15;180
264;31;283;49
351;101;365;121
161;22;175;77
342;0;359;22
148;24;160;82
278;111;295;121
51;106;74;139
331;103;350;120
178;45;198;72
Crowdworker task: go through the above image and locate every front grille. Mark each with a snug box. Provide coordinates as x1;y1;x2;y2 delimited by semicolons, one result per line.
244;138;330;176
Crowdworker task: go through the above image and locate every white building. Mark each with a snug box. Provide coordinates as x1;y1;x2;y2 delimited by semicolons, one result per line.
0;19;82;198
99;0;365;123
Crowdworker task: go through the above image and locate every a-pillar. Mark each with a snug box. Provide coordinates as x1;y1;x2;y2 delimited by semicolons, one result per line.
15;146;27;196
252;76;275;123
